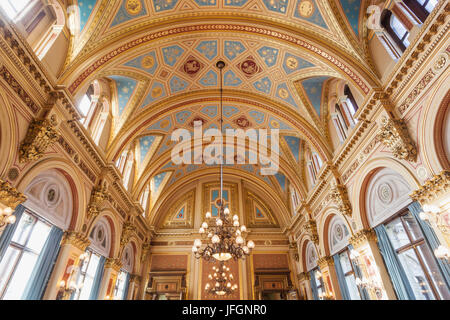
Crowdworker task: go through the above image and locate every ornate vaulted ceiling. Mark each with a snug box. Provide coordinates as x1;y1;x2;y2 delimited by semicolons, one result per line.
57;0;382;227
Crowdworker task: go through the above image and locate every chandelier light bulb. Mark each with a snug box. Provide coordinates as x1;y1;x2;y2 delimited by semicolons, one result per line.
192;246;198;252
229;274;233;280
236;235;244;245
216;218;223;226
226;267;230;271
205;283;210;290
233;220;239;227
206;211;212;219
227;282;231;288
3;207;12;215
212;234;220;243
194;239;202;248
243;246;249;254
235;229;241;236
233;214;239;221
215;282;220;287
240;225;247;232
202;222;208;229
199;227;205;234
208;274;212;280
247;240;255;249
224;207;230;215
208;232;213;238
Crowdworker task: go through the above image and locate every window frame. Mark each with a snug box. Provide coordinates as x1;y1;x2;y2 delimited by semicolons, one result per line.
0;208;52;299
382;209;442;300
336;247;362;300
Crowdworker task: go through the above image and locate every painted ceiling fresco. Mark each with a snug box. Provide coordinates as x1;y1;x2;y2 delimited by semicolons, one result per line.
63;0;373;216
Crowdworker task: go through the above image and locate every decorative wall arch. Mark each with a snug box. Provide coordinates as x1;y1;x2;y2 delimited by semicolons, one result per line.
0;90;18;177
121;242;135;273
23;169;73;230
320;208;352;256
421;73;450;173
305;240;319;272
16;157;85;231
88;215;112;257
364;167;413;228
352;157;420;229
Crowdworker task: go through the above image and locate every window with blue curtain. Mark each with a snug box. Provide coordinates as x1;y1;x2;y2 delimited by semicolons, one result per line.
375;208;450;300
113;270;129;300
72;249;105;300
0;209;57;300
309;269;319;300
333;248;362;300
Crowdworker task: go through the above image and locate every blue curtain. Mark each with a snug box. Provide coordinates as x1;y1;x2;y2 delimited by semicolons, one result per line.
348;244;370;300
374;225;415;300
0;205;25;260
22;226;63;300
333;254;351;300
309;269;319;300
408;202;450;289
89;256;105;300
122;272;130;300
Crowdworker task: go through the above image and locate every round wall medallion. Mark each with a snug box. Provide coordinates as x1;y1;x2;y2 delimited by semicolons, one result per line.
298;0;315;18
7;168;19;181
378;183;393;204
285;56;298;70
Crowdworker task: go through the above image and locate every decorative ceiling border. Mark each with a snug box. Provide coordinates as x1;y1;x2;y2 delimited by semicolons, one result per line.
68;24;372;95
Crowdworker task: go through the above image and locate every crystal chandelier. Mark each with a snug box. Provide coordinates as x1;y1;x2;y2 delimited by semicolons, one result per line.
192;61;255;262
204;261;238;296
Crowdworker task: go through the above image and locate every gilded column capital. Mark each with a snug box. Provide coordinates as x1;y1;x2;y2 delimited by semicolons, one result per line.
410;170;450;204
297;272;311;281
129;274;141;283
60;231;90;251
377;117;417;162
0;179;26;209
303;219;319;245
318;256;334;269
105;258;122;272
19;118;59;163
141;242;151;263
120;222;136;247
86;182;108;221
330;183;352;217
349;229;377;248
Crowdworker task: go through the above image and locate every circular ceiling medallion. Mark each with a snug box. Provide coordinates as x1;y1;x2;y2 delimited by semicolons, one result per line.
126;0;142;15
183;59;201;75
286;56;298;70
278;87;289;99
240;60;258;75
151;86;162;98
141;55;155;69
298;0;315;18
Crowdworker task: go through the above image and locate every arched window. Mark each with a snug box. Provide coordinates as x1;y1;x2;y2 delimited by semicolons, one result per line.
122;153;134;190
344;85;359;118
113;243;134;300
73;217;111;300
332;104;349;143
0;169;72;300
140;184;150;215
0;0;32;20
78;84;95;124
290;187;300;215
381;10;410;52
404;0;437;23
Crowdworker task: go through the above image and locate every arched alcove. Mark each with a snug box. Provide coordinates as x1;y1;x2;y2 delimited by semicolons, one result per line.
23;169;74;230
364;167;413;228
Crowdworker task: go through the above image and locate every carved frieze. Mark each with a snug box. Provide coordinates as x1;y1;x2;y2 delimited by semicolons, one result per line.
303;219;319;245
60;231;90;251
105;258;122;272
330;183;352;217
318;256;334;269
410;171;450;204
120;222;136;247
141;242;151;263
86;182;108;221
19;118;59;163
377;118;417;162
0;179;26;209
349;229;377;249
